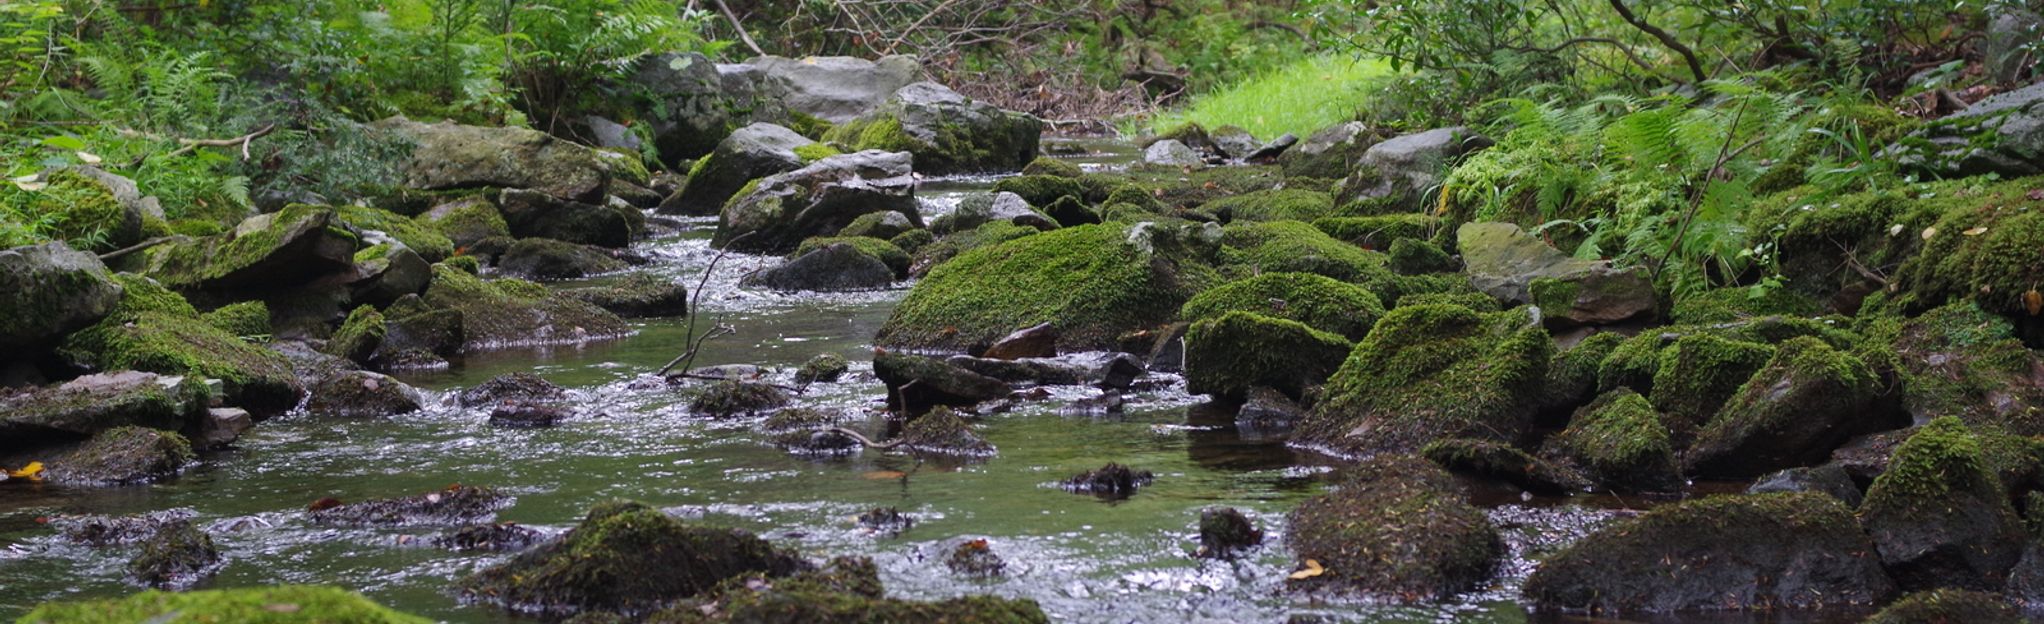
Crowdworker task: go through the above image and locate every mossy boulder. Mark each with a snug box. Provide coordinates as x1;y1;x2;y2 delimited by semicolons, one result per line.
0;241;124;351
792;236;910;278
415;195;509;248
18;585;431;623
346;242;434;306
1535;331;1625;415
337;205;455;263
1864;589;2025;624
139;204;360;293
495;188;637;249
646;555;1050;623
325;305;385;365
562;274;690;318
1524;492;1894;612
1892;175;2044;319
305;370;425;418
905;221;1037;277
1860;417;2026;591
1311;214;1438;251
0;371;209;444
1204;189;1338;223
460;501;808;617
879;223;1218;352
1459;221;1655;327
1386;237;1454;275
1890;302;2044;434
1183;311;1352;401
988;175;1085;209
837;210;916;240
126;520;220;590
1684;336;1894;479
713;150;920;254
1296;304;1551;456
1340;127;1490;213
496;238;631;281
1542;389;1681;492
421;263;629;351
1021;156;1081;178
58;274;303;416
794;353;849;384
45;426;195;486
896;407;994;457
1420;437;1589;493
375;116;610;202
661;122;817;216
1286;454;1501;599
1646;333;1777;437
201;300;271;339
1180;272;1384;341
1218;220;1390;284
823;82;1042;175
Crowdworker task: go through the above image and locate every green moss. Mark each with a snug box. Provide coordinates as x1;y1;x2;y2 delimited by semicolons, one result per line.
31;169;136;253
1180;272;1383;341
1103;185;1165;214
690;380;790;418
1219;220;1392;284
1385;237;1454;275
1647;334;1777;433
794;354;849;385
1545;389;1680;491
1420;437;1588;493
18;585;431;623
785;111;834;141
1396;291;1498;312
1112;164;1287;210
52;425;196;484
1892;302;2044;433
649;557;1049;624
792;236;910;278
1528;278;1579;315
167;219;225;238
1537;331;1626;412
422;263;628;350
338;205;455;263
58;275;300;414
1183;311;1353;400
414;198;508;248
1895;175;2044;318
1669;286;1824;324
793;142;842;164
1021;157;1081;178
1204;189;1338;223
142;204;359;290
906;221;1037;274
880;223;1214;352
1683;335;1884;478
1862;417;2007;519
1286;455;1501;598
888;229;935;255
989;175;1085;208
838;211;911;240
326;305;387;363
1298;304;1552;455
444;254;481;274
597;148;654;186
1311;214;1438;251
200;301;271;339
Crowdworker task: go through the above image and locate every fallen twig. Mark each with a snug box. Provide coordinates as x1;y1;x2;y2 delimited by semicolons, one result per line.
126;124;275;168
97;236;172;262
820;426;903;450
656;232;755;377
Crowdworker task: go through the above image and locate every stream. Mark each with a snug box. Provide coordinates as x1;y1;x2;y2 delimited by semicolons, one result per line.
0;139;1848;623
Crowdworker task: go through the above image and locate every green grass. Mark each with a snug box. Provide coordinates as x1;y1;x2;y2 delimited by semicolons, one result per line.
1137;54;1395;140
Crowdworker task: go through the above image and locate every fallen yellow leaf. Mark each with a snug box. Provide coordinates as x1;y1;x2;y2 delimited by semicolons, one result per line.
1963;226;1989;236
7;462;43;479
1288;559;1325;580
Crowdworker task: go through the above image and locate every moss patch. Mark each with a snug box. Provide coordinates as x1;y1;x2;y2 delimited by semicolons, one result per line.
338;205;456;262
200;300;271;339
794;236;910;278
1205;189;1338;223
1180;272;1383;341
58;274;302;415
1183;311;1353;400
1218;220;1391;284
18;585;431;623
1543;389;1680;492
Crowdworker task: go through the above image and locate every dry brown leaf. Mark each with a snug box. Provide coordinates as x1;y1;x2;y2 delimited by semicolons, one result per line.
2025;289;2043;316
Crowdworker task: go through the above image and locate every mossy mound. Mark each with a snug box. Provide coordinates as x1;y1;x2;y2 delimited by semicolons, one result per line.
1542;389;1681;492
421;263;630;351
1311;214;1438;251
1889;302;2044;434
906;221;1037;276
460;501;809;617
1179;272;1384;341
1218;220;1391;284
1684;336;1892;479
1595;316;1863;397
338;205;455;263
898;407;994;457
793;236;910;278
1286;454;1501;599
1110;164;1286;210
989;175;1086;208
1183;311;1352;401
646;556;1050;623
795;353;849;384
1386;237;1454;274
1859;417;2025;592
59;274;303;416
1536;331;1625;415
1893;175;2044;318
1863;589;2024;624
1204;189;1338;223
1420;437;1589;493
837;210;916;240
879;223;1216;352
0;241;125;352
47;426;195;485
325;305;386;364
18;585;431;623
1646;333;1777;436
1524;492;1894;612
1669;286;1824;324
1020;156;1081;178
200;300;271;339
126;520;220;590
415;196;510;248
1296;304;1552;456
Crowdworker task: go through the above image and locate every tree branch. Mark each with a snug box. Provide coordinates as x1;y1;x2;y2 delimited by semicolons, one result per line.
1607;0;1708;83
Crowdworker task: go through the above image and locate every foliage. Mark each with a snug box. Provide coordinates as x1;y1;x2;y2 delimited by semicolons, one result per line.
1140;54;1392;140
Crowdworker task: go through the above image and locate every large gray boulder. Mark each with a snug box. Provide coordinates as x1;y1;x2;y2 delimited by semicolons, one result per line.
745;55;921;123
629;52;792;164
139;204;360;292
825;82;1042;175
0;242;124;351
1903;80;2044;177
1342;126;1491;211
0;372;209;445
496;188;635;249
742;243;895;293
713;150;921;253
1279;121;1372;178
938;191;1057;234
374;117;611;203
660;123;817;216
1457;222;1655;327
1142;139;1203;167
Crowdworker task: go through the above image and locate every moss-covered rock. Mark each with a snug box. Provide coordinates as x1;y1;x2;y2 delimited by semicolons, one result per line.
873;353;1011;413
713;150;920;254
1684;336;1893;479
415;196;510;248
126;520;220;590
746;242;896;292
1536;331;1625;415
376;116;610;202
140;204;360;293
1863;589;2024;624
988;175;1085;209
305;370;424;418
200;300;271;339
496;238;630;281
1279;121;1375;179
795;353;849;384
1385;237;1455;275
1669;286;1823;324
823;82;1041;175
1420;437;1589;493
1311;214;1438;251
1183;311;1352;401
46;426;195;486
1204;189;1338;223
59;274;303;416
1195;507;1262;559
897;407;994;457
1218;220;1391;284
1179;272;1384;341
661;123;818;216
905;221;1037;276
1296;304;1551;456
421;263;629;351
1524;492;1894;612
337;205;455;263
1889;302;2044;434
1286;454;1501;599
879;223;1217;352
1542;389;1681;492
1646;333;1777;436
1860;417;2026;591
646;555;1050;623
494;189;637;249
0;371;209;443
561;274;690;318
793;236;910;278
0;241;124;352
324;305;386;365
689;380;790;418
837;210;916;240
1021;156;1081;178
22;167;152;253
18;585;431;623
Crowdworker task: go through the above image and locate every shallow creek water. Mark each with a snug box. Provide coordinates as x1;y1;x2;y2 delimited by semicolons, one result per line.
0;140;1862;623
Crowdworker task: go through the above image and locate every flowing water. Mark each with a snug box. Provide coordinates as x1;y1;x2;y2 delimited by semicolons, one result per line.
0;140;1833;623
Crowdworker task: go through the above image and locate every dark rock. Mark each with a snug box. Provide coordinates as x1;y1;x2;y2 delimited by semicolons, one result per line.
126;520;220;590
743;243;896;292
309;484;511;527
1748;464;1864;507
1286;455;1501;599
457;372;567;408
1457;222;1655;327
745;55;920;123
495;189;634;249
306;370;424;418
794;353;849;384
943;352;1141;389
346;242;432;306
1861;417;2025;592
1684;337;1892;480
1422;437;1589;494
495;238;629;280
1523;492;1894;612
660;122;817;216
1042;196;1100;228
838;210;916;240
46;426;195;486
421;263;631;351
1243;132;1298;162
1342;126;1491;212
713;150;921;253
0;242;123;352
945;538;1006;578
490;402;566;428
690;380;790;418
562;273;689;318
0;371;208;444
1541;389;1681;492
981;324;1060;365
51;510;194;546
376;117;610;202
1196;507;1262;559
1209;126;1260;160
432;523;546;552
856;507;915;535
2008;543;2044;608
1901;80;2044;178
1236;386;1306;434
898;407;994;457
1864;589;2025;624
1060;462;1154;498
196;407;253;450
458;500;809;616
874;352;1011;414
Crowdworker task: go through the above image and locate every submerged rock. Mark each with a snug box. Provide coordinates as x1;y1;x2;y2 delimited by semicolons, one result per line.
1859;417;2025;592
1286;455;1501;600
46;426;196;486
824;81;1043;175
489;402;566;429
459;500;808;616
1195;507;1262;559
51;510;195;546
856;507;915;535
432;523;546;553
689;380;790;418
126;520;221;590
945;538;1007;578
1060;463;1154;498
457;372;567;408
874;352;1010;414
309;485;510;527
1523;492;1894;612
0;241;123;352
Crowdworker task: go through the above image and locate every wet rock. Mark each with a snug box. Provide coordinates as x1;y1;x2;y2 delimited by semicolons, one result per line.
898;407;994;457
2008;544;2044;608
856;507;915;535
457;372;568;408
1540;389;1681;493
1043;196;1101;228
309;484;511;527
874;352;1011;414
494;188;636;248
56;274;303;416
1184;311;1352;402
1060;462;1154;498
139;204;359;293
1535;331;1624;415
46;426;195;486
562;273;689;318
0;241;123;352
1279;121;1373;179
1244;132;1298;162
458;500;809;616
375;117;609;202
1860;417;2025;592
1457;222;1655;327
495;238;630;280
417;195;509;248
746;55;920;123
1684;337;1892;480
1748;464;1863;507
432;523;546;552
126;520;221;590
824;82;1042;175
1195;507;1262;559
306;370;424;418
689;380;790;418
1143;139;1203;167
1341;126;1490;212
51;510;195;546
938;191;1057;234
1286;455;1502;599
662;554;1049;623
1236;386;1306;434
713;150;920;254
1117;322;1189;373
660;122;818;216
1210;126;1260;160
945;538;1006;578
943;353;1141;389
794;353;849;384
19;586;430;622
421;263;631;351
196;408;253;450
1422;438;1589;494
1524;492;1894;612
743;243;895;292
489;402;566;428
0;371;209;443
1864;589;2024;624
